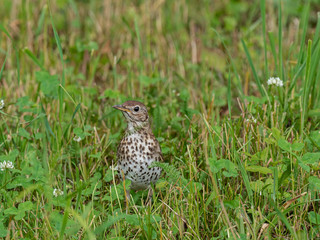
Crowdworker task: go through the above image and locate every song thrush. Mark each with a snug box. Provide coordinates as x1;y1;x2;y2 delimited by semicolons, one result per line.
113;101;162;191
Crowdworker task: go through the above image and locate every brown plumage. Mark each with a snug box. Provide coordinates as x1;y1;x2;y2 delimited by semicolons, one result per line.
113;101;162;190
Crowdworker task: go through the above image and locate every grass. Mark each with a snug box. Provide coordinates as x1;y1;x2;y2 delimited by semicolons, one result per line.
1;0;320;239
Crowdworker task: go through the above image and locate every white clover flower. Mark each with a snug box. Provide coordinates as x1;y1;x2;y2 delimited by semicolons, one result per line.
73;136;82;142
267;77;283;87
0;99;4;110
53;188;63;197
0;161;14;171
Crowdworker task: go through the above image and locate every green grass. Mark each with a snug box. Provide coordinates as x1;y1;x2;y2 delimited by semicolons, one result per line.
1;0;320;239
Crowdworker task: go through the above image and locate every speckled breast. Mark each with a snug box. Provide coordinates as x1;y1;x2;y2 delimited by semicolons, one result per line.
117;132;162;190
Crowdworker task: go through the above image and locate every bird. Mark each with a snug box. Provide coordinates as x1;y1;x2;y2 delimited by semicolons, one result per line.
113;100;162;192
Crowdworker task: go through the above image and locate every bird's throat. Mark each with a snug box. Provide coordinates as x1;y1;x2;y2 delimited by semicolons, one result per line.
126;121;150;134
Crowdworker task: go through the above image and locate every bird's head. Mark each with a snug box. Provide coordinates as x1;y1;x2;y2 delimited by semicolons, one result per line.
113;101;150;130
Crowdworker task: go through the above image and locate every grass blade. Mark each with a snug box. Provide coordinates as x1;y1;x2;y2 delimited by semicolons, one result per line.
227;69;232;118
49;5;65;123
314;12;320;46
270;200;298;240
241;39;265;96
296;1;310;71
0;23;13;40
211;28;244;98
260;0;269;78
268;32;278;71
278;0;283;80
0;53;7;81
36;5;47;36
301;40;312;136
23;48;45;70
0;23;20;84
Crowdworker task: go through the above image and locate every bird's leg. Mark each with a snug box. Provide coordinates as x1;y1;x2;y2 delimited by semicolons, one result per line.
121;170;130;213
146;187;153;206
125;189;130;214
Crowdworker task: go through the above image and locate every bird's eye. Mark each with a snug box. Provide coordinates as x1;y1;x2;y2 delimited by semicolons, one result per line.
134;106;140;112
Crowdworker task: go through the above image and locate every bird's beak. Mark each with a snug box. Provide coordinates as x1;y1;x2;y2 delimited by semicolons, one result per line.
113;105;131;113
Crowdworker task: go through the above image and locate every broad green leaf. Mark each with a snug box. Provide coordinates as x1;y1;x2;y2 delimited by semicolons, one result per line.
308;211;320;225
35;71;59;97
4;207;18;216
15;96;37;113
265;138;276;145
6;177;24;189
246;165;272;174
49;211;80;235
0;222;7;237
124;214;140;226
299;152;320;172
73;127;83;135
89;152;101;159
272;128;281;140
138;75;163;86
310;131;320;146
84;125;93;132
155;179;168;190
308;176;320;191
301;152;320;164
211;159;238;177
291;142;304;152
102;89;124;99
103;213;141;229
18;128;31;140
250;180;264;193
0;149;19;161
251;148;268;161
103;169;113;182
208;157;217;174
18;201;34;211
298;160;310;172
35;133;44;140
278;138;291;152
223;199;240;209
14;211;26;220
179;89;190;102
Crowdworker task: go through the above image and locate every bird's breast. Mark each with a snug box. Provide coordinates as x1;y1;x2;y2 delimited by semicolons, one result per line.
118;133;154;160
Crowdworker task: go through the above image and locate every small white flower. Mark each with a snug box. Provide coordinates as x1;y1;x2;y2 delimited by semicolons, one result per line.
73;136;82;142
53;188;63;197
267;77;283;87
0;161;14;171
0;99;4;110
245;116;257;123
251;117;257;123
